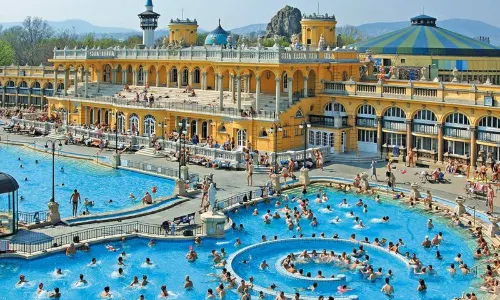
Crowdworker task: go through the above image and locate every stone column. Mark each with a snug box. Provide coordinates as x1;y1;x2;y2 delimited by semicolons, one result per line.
303;76;309;97
144;71;149;87
275;78;281;116
133;70;137;86
166;69;170;88
96;70;101;91
202;72;207;90
84;70;89;98
470;127;477;168
376;116;383;155
27;89;32;107
177;70;182;88
437;123;444;163
156;70;160;87
288;77;293;106
236;75;242;110
112;69;117;84
195;119;200;135
53;68;58;95
122;70;127;85
406;120;413;150
218;74;224;110
15;87;19;107
215;75;219;91
63;69;69;96
231;75;236;101
255;76;261;110
74;69;79;97
188;71;193;86
246;75;251;93
1;88;5;107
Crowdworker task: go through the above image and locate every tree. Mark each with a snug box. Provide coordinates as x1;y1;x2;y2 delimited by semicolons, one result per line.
196;33;208;46
22;17;54;65
337;25;364;46
0;26;26;65
262;36;290;47
0;40;14;66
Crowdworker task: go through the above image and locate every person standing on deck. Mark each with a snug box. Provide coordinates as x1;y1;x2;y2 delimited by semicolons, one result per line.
70;189;81;217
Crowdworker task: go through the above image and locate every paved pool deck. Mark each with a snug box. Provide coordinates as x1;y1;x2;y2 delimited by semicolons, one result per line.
1;130;498;243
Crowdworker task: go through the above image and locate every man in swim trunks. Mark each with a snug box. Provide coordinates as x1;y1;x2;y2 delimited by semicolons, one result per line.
70;189;81;217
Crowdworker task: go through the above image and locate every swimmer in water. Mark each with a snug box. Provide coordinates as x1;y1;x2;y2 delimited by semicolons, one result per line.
160;285;169;297
56;268;63;275
129;193;136;199
141;275;149;286
117;257;126;266
60;167;64;172
145;258;153;265
77;274;88;285
37;282;45;294
49;287;61;299
130;276;139;287
148;239;156;247
35;160;39;164
101;286;111;298
90;258;97;265
184;276;193;289
24;177;28;181
260;260;269;270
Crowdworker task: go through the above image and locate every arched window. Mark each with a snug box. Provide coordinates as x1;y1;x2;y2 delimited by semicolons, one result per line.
117;114;125;133
7;81;15;87
104;110;110;125
384;107;406;120
97;109;102;123
357;104;376;117
201;121;208;139
19;81;28;88
144;115;156;136
218;124;226;133
283;73;288;91
342;71;349;81
103;65;112;82
32;82;41;89
479;116;500;131
414;109;437;123
478;116;500;143
324;102;346;116
45;82;54;90
237;129;247;147
445;112;470;127
190;120;197;137
57;83;64;92
295;110;304;118
129;113;139;134
259;129;268;137
171;68;178;84
89;108;95;124
194;69;201;84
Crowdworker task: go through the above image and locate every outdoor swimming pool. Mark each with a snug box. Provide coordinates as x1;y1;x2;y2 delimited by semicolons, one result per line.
0;184;482;299
0;144;175;218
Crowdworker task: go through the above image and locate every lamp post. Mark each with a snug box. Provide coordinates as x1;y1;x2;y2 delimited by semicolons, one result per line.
299;121;311;168
45;139;64;203
268;123;282;174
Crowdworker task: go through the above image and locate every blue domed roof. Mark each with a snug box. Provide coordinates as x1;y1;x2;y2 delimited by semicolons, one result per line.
350;15;500;57
205;20;230;45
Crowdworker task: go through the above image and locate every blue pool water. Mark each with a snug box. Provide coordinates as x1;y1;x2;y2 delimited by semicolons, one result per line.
0;184;480;299
0;144;175;218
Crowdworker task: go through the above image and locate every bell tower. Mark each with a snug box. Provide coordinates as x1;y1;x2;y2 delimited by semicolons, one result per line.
138;0;160;47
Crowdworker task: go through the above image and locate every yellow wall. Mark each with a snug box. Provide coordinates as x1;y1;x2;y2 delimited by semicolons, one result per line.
300;19;337;47
168;23;198;45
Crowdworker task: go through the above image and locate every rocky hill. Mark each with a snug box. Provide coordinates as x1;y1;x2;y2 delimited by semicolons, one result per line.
265;6;302;38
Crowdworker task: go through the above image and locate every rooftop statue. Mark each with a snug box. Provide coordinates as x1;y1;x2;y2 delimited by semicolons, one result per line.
317;34;326;51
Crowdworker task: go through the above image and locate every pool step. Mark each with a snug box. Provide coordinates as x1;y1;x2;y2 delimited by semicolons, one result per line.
136;147;166;158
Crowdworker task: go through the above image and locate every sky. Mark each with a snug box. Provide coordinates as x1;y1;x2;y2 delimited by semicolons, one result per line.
0;0;498;30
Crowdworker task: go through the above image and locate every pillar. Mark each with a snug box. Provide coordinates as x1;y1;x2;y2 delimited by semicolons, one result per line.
303;76;309;97
166;69;170;88
218;74;224;110
215;75;219;91
246;75;251;93
195;119;200;135
156;71;160;87
255;76;261;110
27;89;32;107
470;127;477;168
63;69;69;96
74;69;79;97
15;87;19;107
122;70;127;85
376;116;383;155
84;70;89;98
112;69;117;84
177;70;182;88
202;72;207;90
188;71;193;86
53;68;58;95
1;88;5;107
144;71;149;87
437;123;444;163
288;77;293;106
275;78;281;116
406;120;412;150
96;70;101;91
133;71;137;86
231;75;236;101
236;75;242;110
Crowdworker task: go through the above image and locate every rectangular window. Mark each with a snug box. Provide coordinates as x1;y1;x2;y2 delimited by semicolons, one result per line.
414;136;437;151
358;129;377;143
401;59;406;64
446;141;470;156
386;133;406;146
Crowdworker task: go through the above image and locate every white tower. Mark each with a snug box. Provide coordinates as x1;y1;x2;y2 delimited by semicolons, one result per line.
138;0;160;47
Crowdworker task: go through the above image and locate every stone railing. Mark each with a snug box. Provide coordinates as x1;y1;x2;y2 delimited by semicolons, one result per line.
52;95;278;121
322;80;500;107
53;47;358;64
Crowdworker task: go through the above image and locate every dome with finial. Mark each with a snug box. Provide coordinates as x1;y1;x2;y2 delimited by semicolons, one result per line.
205;19;230;46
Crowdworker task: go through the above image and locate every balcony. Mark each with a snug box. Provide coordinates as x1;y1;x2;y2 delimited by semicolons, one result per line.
477;131;500;143
383;120;406;132
413;123;438;135
5;87;16;94
356;118;377;128
444;127;471;139
309;115;348;128
18;88;29;95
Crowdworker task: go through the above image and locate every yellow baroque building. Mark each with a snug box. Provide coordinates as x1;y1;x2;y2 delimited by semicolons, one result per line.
1;1;500;169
